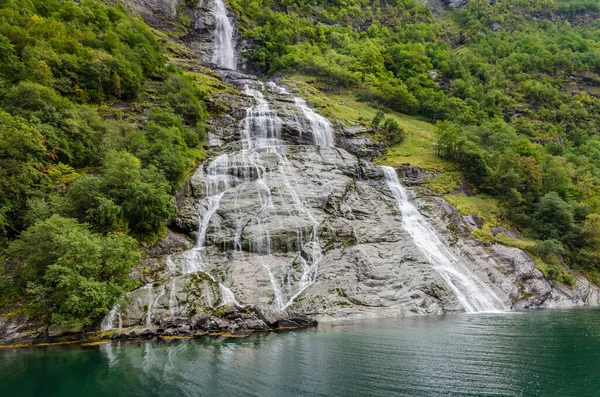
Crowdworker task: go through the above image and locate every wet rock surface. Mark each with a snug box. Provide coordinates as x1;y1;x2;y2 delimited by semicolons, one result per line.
97;73;462;340
111;71;598;338
3;0;599;347
413;191;600;310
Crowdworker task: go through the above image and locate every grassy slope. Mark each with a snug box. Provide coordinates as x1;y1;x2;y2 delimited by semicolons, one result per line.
285;75;454;172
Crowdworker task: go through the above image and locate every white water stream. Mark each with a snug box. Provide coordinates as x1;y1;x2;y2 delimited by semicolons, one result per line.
382;166;506;313
211;0;236;69
293;97;335;147
100;304;122;331
221;82;332;310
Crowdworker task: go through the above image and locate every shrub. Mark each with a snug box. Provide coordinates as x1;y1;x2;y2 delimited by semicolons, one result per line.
531;192;574;240
4;215;140;325
382;117;405;145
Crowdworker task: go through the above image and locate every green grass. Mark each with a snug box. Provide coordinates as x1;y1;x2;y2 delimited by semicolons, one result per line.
443;193;502;226
444;192;531;249
423;172;463;194
183;67;237;95
534;258;576;287
284;75;455;172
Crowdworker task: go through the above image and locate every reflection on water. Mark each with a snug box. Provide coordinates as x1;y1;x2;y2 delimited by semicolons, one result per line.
1;309;599;397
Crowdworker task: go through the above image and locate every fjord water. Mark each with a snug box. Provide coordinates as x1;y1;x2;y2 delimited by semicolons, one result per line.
2;309;600;397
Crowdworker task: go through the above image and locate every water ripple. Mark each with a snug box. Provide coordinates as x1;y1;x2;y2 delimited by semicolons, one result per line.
1;309;600;397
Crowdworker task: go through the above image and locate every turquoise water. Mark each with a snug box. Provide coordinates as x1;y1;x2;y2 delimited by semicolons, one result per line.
1;309;599;397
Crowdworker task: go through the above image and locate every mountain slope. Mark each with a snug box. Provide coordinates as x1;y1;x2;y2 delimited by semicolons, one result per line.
2;0;600;345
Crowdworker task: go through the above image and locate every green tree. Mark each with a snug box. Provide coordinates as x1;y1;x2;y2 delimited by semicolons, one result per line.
531;192;575;240
382;117;405;145
5;215;140;325
0;111;49;240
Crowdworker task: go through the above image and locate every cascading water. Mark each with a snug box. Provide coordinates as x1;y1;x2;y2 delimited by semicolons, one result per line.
238;83;327;310
241;84;283;149
145;284;166;325
101;11;343;328
181;80;332;311
211;0;236;69
382;166;506;313
100;304;122;331
293;97;335;147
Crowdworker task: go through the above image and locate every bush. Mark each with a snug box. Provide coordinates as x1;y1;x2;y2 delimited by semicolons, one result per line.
371;110;385;128
382;117;405;145
4;215;140;325
67;151;177;240
531;192;575;240
163;74;208;126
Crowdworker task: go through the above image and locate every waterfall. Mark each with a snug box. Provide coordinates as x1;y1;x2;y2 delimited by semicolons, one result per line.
219;284;239;306
241;84;283;149
382;166;506;313
267;81;289;94
211;0;236;69
221;82;326;310
145;284;166;325
195;193;225;250
104;82;338;328
182;192;241;306
101;303;122;331
293;97;335;147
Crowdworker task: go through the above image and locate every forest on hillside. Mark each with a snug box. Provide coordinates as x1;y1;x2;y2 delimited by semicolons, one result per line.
0;0;209;325
230;0;600;282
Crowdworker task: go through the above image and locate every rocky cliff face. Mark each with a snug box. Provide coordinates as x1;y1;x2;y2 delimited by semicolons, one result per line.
106;74;460;339
411;190;600;310
116;0;248;69
103;70;599;340
2;0;598;346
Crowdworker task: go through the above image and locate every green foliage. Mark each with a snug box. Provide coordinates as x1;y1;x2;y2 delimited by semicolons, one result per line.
68;151;177;240
0;111;49;242
531;192;575;241
163;72;208;126
371;110;385;129
382;117;405;145
0;0;161;103
373;111;406;145
3;215;140;325
0;1;210;324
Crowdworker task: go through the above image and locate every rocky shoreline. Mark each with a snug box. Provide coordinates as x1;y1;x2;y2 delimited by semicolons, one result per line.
0;306;317;348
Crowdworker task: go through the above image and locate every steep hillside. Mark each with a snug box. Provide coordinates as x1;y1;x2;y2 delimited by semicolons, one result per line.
223;0;600;282
0;0;216;329
2;0;600;346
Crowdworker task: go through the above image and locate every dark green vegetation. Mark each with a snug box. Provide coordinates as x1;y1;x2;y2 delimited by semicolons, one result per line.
231;0;600;282
0;0;208;326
